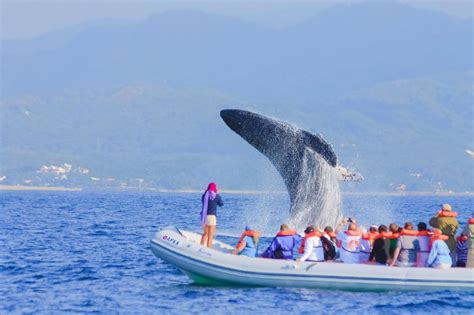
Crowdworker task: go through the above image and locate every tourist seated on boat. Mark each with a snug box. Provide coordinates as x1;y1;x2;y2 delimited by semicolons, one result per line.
232;226;260;258
335;217;353;233
390;222;420;267
368;225;379;240
359;227;373;263
336;219;362;264
429;203;459;265
416;222;432;267
261;224;301;259
369;225;390;265
427;229;452;268
388;223;400;259
297;226;324;262
322;226;337;261
456;232;468;267
462;213;474;268
324;226;337;242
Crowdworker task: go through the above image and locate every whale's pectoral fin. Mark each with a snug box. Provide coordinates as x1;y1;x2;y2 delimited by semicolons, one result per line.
300;130;337;167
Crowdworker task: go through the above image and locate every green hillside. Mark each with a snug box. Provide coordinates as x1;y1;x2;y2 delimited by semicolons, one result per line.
1;72;472;191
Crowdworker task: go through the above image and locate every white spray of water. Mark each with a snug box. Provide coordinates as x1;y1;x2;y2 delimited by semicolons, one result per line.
289;148;342;231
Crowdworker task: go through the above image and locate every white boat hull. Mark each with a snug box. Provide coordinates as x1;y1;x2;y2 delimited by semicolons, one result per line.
150;227;474;290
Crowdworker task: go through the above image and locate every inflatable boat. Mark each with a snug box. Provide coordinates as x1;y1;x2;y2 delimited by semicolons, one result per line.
150;226;474;290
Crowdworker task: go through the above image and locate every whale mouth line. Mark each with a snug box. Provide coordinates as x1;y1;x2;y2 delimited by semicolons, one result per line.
220;110;243;133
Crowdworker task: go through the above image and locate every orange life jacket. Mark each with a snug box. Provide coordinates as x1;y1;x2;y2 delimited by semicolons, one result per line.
344;230;362;237
437;210;458;217
374;232;399;240
298;231;322;254
236;230;260;249
457;235;468;242
417;230;432;237
362;232;379;241
276;229;297;237
399;229;418;236
468;218;474;224
430;229;449;249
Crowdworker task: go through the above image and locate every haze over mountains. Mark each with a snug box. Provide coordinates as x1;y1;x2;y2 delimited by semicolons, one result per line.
1;2;473;192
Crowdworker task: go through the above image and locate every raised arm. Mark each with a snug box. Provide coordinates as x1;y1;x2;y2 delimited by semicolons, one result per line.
217;194;224;207
335;218;347;234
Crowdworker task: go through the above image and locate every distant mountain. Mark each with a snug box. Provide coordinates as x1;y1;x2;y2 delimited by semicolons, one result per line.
1;72;472;191
1;3;472;191
2;3;472;99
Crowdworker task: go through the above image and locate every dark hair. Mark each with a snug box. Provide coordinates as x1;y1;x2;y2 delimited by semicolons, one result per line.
304;226;315;234
324;226;333;233
417;222;427;231
378;225;388;233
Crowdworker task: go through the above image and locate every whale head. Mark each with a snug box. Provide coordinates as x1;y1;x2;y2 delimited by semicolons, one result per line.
220;109;337;167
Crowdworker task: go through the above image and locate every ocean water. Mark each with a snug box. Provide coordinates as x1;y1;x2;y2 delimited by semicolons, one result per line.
1;191;473;314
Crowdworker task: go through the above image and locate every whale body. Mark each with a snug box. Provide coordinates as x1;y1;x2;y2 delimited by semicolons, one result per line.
220;109;342;230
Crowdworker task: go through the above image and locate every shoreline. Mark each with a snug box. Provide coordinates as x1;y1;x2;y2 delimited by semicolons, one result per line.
158;189;474;197
0;185;473;196
0;185;82;192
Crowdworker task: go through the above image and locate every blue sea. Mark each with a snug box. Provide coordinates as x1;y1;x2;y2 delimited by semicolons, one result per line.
1;191;473;314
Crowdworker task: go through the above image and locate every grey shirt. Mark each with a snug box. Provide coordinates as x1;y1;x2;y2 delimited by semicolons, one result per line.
396;235;420;264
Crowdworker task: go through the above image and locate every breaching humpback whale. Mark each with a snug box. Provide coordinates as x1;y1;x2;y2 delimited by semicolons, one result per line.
220;109;342;230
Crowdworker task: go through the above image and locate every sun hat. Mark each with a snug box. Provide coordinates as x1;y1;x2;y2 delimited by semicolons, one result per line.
441;203;452;211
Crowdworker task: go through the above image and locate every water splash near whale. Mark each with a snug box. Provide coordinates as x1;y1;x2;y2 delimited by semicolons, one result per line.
289;150;342;230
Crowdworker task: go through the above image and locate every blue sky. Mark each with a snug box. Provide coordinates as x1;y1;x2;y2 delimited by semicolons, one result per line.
1;0;472;40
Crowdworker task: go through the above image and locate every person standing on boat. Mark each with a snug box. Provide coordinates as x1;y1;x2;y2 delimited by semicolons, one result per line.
297;226;324;262
232;226;260;257
200;182;223;248
429;204;459;265
390;222;420;267
262;224;301;259
462;213;474;268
